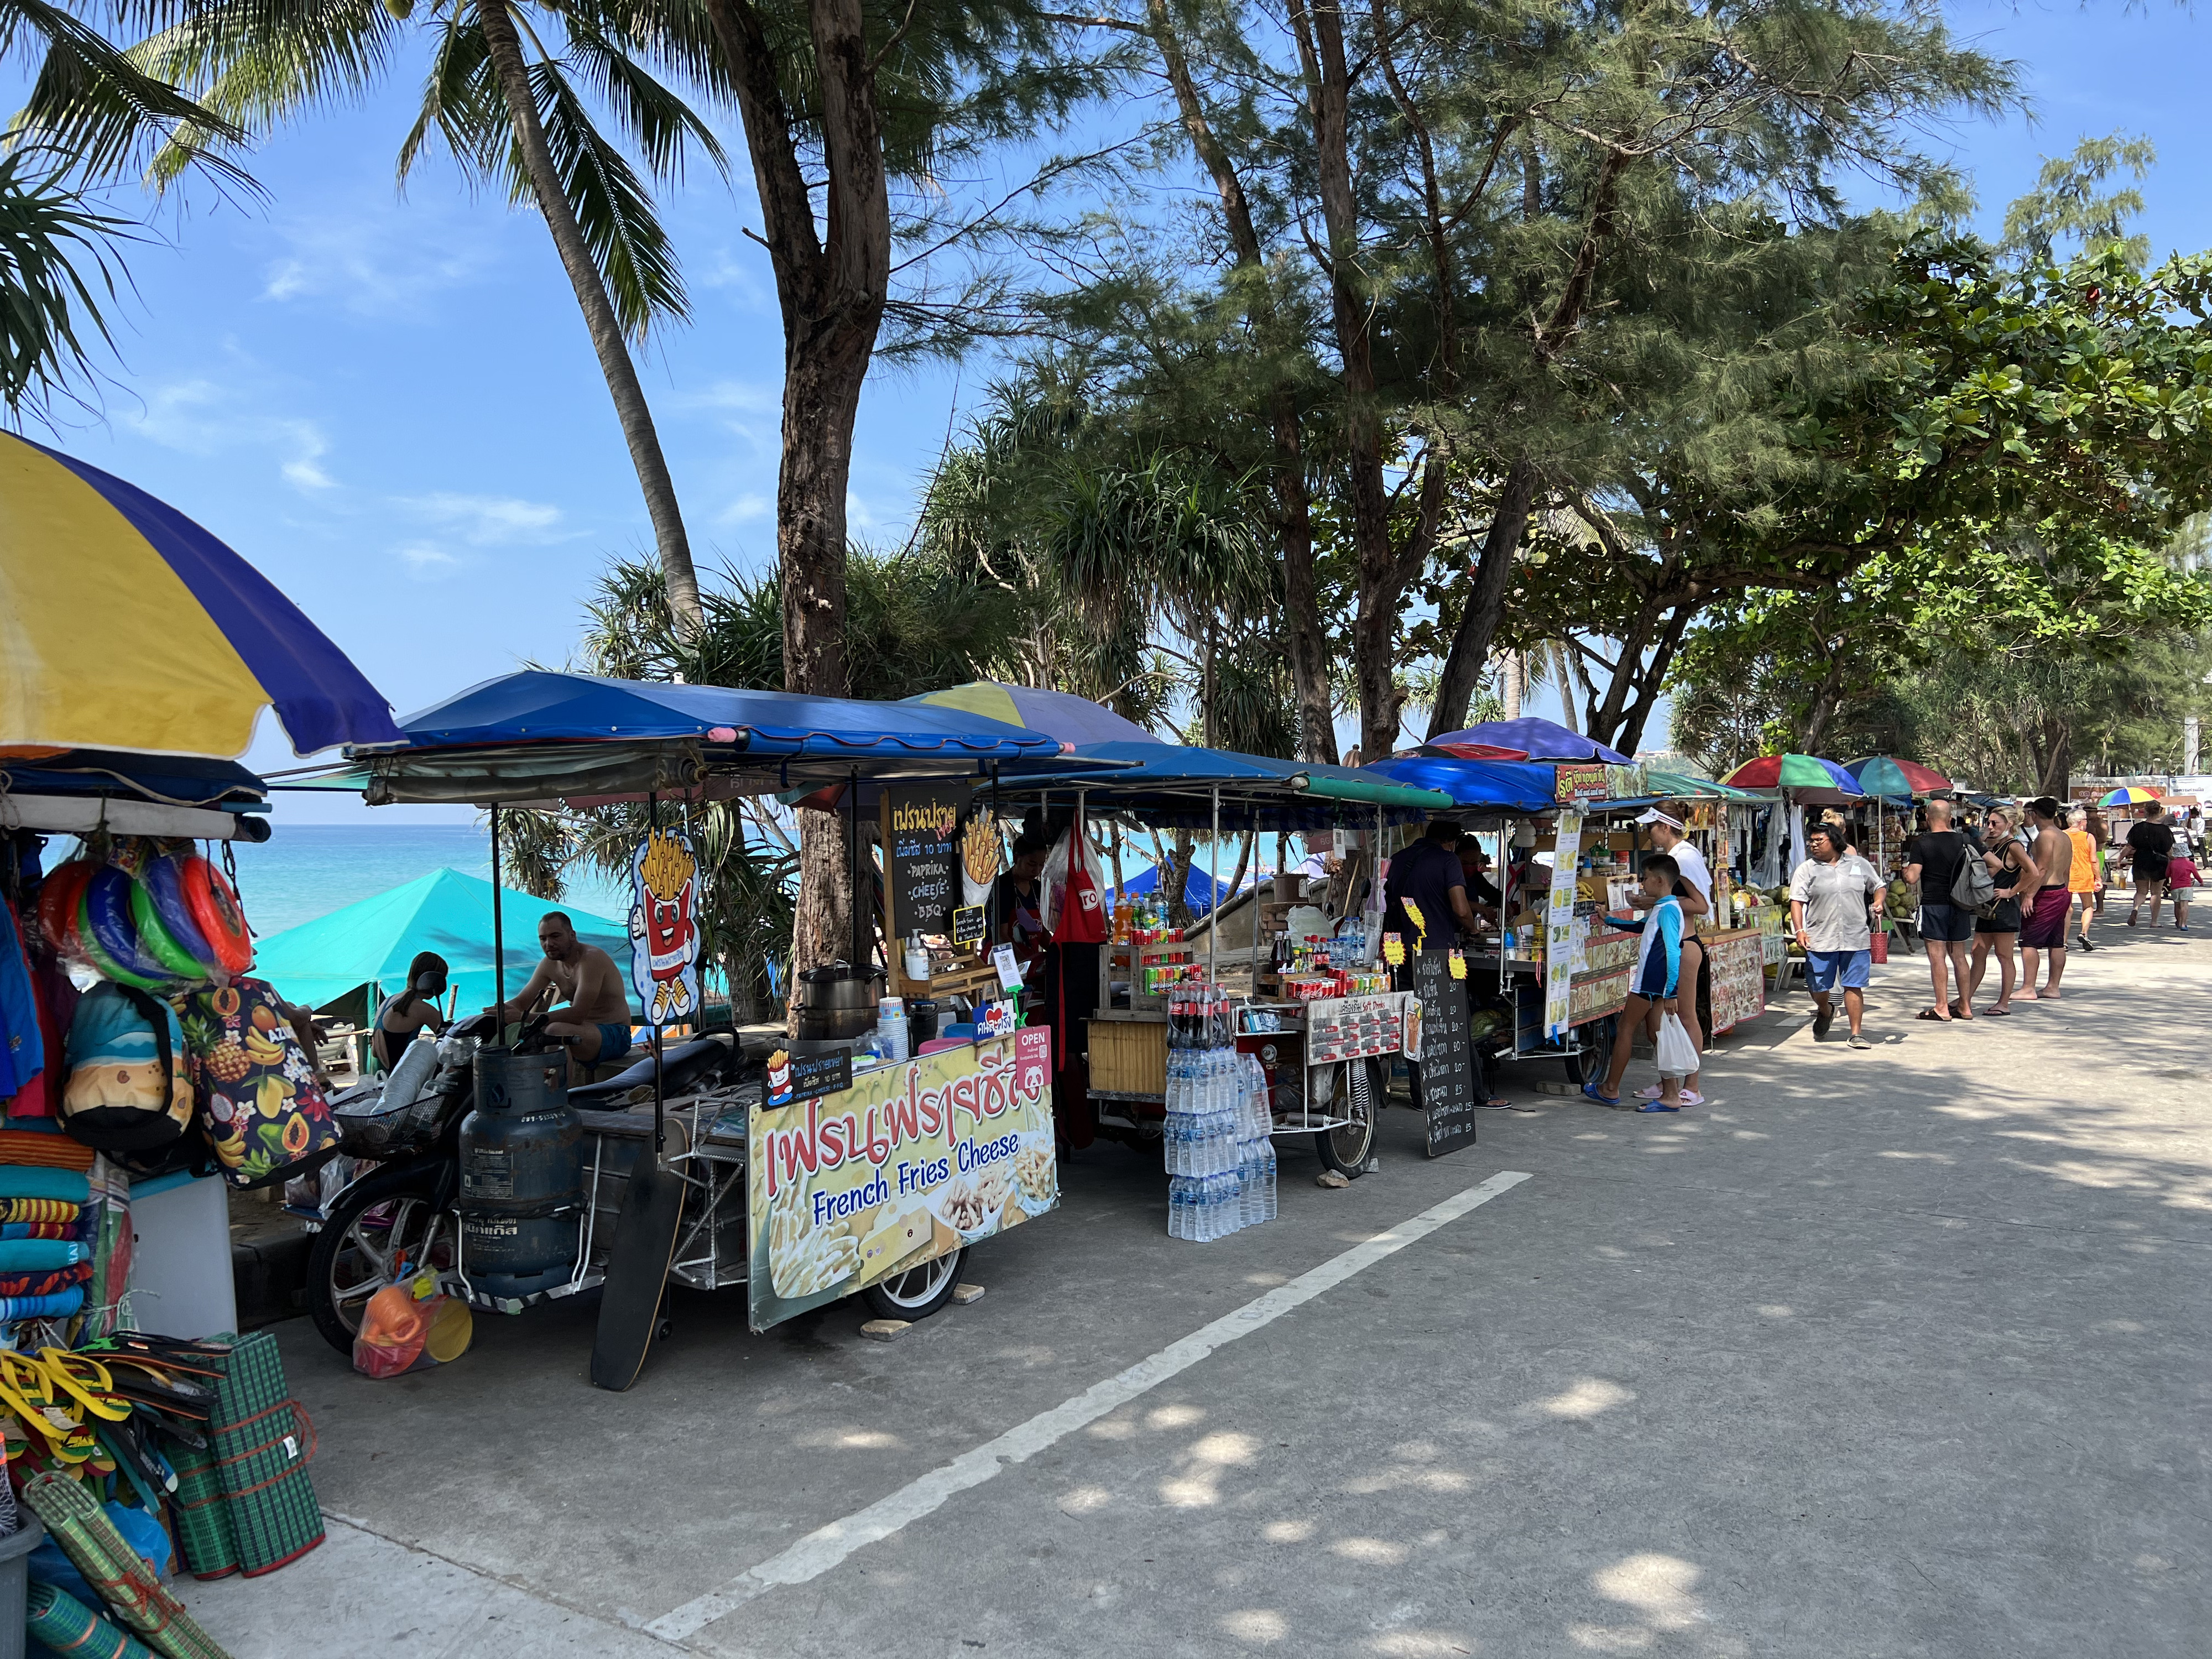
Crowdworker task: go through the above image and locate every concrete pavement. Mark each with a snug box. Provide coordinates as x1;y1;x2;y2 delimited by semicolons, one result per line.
181;920;2210;1656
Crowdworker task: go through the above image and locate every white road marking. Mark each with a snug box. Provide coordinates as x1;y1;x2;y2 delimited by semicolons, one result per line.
645;1168;1533;1643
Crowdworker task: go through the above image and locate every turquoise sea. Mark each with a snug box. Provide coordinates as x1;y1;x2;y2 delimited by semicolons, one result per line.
216;825;633;940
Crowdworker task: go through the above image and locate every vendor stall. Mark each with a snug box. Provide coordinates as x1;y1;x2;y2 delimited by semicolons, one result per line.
986;741;1453;1180
335;671;1121;1374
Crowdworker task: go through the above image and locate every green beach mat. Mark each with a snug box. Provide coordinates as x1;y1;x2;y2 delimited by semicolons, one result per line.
20;1473;231;1659
205;1332;323;1576
27;1580;160;1659
165;1439;239;1580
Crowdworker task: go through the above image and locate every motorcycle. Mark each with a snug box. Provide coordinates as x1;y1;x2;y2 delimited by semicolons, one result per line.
304;1015;744;1355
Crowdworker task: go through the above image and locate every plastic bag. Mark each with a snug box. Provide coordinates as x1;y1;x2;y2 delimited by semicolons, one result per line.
354;1269;473;1379
1040;822;1110;944
1654;1011;1698;1078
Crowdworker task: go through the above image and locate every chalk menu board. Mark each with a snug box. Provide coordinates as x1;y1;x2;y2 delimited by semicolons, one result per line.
883;782;969;941
1405;950;1477;1158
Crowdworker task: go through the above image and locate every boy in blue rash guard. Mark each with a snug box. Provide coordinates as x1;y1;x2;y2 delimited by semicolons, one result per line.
1584;854;1696;1113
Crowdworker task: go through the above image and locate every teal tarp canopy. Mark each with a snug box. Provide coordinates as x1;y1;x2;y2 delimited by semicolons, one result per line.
249;867;639;1017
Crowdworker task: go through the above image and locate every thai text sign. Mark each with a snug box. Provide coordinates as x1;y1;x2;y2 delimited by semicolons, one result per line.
884;781;970;941
747;1029;1056;1331
1543;811;1584;1038
1554;763;1608;805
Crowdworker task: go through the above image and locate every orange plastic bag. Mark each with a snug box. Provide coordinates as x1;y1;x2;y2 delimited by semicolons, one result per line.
353;1272;471;1379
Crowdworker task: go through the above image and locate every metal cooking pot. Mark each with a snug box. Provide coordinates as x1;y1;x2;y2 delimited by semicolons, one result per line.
794;962;886;1041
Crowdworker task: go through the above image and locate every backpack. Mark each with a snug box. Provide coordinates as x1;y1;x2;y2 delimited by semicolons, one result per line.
61;983;195;1152
178;979;342;1191
1949;836;1999;918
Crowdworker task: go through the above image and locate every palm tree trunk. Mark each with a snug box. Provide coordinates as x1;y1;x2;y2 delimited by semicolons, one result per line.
475;0;703;637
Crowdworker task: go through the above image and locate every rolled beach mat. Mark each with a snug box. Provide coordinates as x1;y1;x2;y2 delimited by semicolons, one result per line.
138;855;218;973
28;1579;160;1659
128;875;209;982
81;867;176;989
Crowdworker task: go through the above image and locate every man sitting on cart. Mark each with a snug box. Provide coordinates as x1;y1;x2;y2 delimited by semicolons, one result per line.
486;913;635;1077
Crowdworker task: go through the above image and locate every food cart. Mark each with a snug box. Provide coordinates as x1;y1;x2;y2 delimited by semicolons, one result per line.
333;671;1118;1355
986;744;1453;1176
1359;753;1650;1084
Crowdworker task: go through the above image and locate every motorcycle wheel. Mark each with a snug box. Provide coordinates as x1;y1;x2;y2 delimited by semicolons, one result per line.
306;1162;451;1357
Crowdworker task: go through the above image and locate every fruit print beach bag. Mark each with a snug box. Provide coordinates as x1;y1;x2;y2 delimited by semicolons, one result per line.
179;979;342;1190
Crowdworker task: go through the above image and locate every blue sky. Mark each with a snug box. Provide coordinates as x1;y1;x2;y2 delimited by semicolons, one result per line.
34;0;2211;817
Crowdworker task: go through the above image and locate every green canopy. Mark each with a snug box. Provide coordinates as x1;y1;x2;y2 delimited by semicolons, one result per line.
249;867;639;1017
1643;769;1777;802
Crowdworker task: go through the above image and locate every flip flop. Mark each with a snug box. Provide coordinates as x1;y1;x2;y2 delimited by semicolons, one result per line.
1580;1081;1621;1108
0;1351;93;1464
1915;1008;1949;1021
1636;1086;1706;1105
1985;1005;2013;1016
36;1350;131;1423
1635;1100;1680;1113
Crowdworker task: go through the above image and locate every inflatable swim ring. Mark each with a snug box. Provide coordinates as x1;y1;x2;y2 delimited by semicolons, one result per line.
74;888;167;993
179;854;252;974
129;876;209;981
36;863;94;957
141;854;218;971
83;866;174;987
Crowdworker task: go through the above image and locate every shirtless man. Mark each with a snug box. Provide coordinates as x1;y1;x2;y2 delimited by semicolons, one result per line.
488;913;634;1072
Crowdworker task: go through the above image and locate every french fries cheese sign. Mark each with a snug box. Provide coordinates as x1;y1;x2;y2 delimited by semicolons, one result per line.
747;1028;1057;1331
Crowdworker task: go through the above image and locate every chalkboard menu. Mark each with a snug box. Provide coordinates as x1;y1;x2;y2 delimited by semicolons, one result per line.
1405;950;1477;1158
883;782;969;941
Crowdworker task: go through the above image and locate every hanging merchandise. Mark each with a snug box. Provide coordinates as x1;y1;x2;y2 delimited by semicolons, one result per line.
176;853;252;975
1041;821;1110;944
176;979;341;1189
0;896;45;1109
61;984;195;1153
136;853;221;974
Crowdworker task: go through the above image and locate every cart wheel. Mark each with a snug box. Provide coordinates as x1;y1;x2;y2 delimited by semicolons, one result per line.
1315;1060;1375;1176
1561;1015;1616;1088
861;1246;966;1321
656;1317;674;1342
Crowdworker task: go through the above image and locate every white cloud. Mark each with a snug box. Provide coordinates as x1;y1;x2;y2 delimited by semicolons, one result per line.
395;491;565;545
674;379;778;415
260;206;501;317
716;492;771;526
126;379;335;494
398;544;459;580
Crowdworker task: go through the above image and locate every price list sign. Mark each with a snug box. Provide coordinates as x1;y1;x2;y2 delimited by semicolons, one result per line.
883;782;969;942
1405;950;1477;1158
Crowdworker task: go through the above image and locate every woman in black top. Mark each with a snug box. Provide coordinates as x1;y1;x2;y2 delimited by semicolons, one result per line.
1966;807;2032;1015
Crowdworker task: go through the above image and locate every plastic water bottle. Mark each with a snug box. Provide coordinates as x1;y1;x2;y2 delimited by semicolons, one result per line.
1168;1173;1191;1239
1260;1139;1278;1219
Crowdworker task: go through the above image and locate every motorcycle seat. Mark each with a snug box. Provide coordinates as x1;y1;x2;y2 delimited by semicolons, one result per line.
567;1036;734;1106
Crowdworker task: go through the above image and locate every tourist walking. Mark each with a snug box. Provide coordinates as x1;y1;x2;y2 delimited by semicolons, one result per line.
2125;802;2177;927
1627;808;1712;1101
2086;806;2112;915
1788;821;1881;1046
2163;844;2197;930
2020;797;2073;998
2066;807;2101;951
1966;806;2032;1015
1903;799;1984;1022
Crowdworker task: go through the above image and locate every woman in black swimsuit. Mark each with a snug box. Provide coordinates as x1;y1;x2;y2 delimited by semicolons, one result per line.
1966;808;2031;1015
372;952;449;1070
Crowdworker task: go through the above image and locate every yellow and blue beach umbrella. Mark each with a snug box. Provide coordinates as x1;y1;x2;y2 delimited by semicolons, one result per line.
0;432;402;759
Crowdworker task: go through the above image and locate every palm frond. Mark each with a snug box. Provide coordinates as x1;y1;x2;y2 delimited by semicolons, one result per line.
515;55;686;337
559;11;725;184
0;144;134;418
397;7;500;184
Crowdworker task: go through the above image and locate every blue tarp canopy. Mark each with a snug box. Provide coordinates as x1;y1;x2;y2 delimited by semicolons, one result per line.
1423;718;1632;764
1360;754;1561;812
1116;863;1248;917
351;671;1113;805
251;867;640;1018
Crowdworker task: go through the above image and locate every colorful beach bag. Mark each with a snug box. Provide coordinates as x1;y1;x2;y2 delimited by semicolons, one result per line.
60;984;194;1153
178;979;341;1190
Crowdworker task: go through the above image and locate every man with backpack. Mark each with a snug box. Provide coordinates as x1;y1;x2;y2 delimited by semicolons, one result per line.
1904;799;1987;1022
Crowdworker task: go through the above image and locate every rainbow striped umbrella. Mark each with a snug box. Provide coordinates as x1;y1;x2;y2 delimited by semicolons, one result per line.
0;432;402;759
2100;785;2162;806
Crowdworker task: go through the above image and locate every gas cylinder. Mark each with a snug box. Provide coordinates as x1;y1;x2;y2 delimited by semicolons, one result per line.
458;1048;583;1298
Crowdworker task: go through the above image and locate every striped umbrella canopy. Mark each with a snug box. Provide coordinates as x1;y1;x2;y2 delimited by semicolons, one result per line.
1844;756;1953;799
1723;754;1864;795
2100;785;2162;806
0;432;402;759
907;681;1154;746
